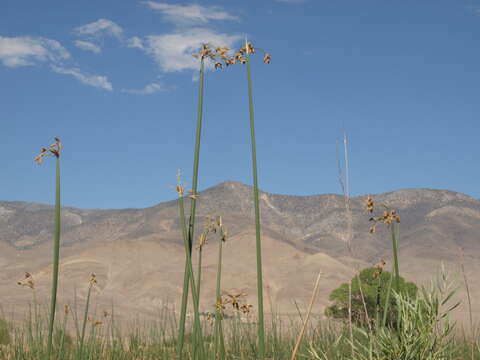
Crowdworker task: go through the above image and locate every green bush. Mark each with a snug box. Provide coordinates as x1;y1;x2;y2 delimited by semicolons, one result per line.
325;267;417;328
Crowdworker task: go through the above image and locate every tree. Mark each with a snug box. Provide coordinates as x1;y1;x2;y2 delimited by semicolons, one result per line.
325;267;417;328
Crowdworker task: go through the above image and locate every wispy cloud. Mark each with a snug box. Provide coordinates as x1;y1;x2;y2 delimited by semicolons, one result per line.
0;36;70;67
74;40;101;54
74;19;123;39
144;2;238;25
51;65;113;91
122;82;163;94
145;28;241;72
127;36;145;50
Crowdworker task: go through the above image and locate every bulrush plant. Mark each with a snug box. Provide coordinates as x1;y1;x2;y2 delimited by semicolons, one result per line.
366;197;402;328
215;39;271;359
35;137;62;359
78;273;97;359
177;43;226;358
213;216;227;359
175;171;205;359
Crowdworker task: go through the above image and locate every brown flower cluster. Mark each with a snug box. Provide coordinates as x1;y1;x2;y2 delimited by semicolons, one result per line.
365;196;400;233
34;137;61;164
89;273;97;287
209;291;253;323
192;41;271;70
196;215;228;249
373;259;386;279
17;272;34;289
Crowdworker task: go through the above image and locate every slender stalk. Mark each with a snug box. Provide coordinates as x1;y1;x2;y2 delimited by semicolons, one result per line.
58;308;69;359
47;157;61;359
78;282;93;359
214;226;226;359
291;272;322;360
382;266;394;327
245;45;265;359
177;188;205;359
391;222;400;292
177;57;205;358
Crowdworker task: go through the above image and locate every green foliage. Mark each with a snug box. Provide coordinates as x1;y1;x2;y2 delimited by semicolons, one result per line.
0;318;11;345
352;269;460;360
325;267;417;328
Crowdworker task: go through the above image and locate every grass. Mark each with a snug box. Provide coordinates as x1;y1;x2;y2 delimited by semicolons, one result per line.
13;45;480;359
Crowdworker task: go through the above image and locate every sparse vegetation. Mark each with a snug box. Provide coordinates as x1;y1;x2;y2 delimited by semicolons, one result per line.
3;43;480;360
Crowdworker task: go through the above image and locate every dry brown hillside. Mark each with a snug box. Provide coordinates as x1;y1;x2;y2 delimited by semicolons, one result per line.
1;181;479;325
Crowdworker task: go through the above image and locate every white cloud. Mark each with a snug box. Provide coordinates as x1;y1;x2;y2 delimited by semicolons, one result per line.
144;2;238;25
122;82;163;95
127;36;145;50
51;65;113;91
74;19;123;39
146;28;241;72
0;36;70;67
74;40;101;54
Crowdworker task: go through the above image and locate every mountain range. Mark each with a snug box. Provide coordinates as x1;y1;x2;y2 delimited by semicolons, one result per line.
1;181;479;325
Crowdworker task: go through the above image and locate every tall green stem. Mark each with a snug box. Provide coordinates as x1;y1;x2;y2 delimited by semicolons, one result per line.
177;58;205;358
78;283;93;359
47;157;61;359
214;229;226;359
246;50;265;359
391;223;400;292
177;192;205;359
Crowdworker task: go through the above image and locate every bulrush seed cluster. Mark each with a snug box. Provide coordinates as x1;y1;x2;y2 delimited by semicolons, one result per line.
209;291;253;323
365;196;400;233
17;272;35;289
196;215;228;249
192;42;271;70
373;259;386;278
34;137;61;164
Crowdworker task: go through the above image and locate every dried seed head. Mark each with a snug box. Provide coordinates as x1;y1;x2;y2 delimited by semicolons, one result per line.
17;272;35;289
196;232;208;250
214;62;222;70
35;138;62;164
64;304;70;315
263;53;271;64
89;273;97;286
365;196;374;213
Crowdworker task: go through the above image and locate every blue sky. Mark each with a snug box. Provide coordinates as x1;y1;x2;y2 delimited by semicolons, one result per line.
1;0;479;208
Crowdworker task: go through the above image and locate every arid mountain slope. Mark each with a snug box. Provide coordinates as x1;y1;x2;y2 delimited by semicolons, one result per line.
1;182;479;323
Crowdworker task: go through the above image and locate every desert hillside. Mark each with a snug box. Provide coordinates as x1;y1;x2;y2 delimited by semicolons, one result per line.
1;182;479;324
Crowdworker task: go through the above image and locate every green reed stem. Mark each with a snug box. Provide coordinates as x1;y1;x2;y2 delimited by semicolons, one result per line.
245;50;265;359
177;57;205;358
177;191;205;359
391;222;400;292
78;283;93;359
214;228;226;359
47;157;61;359
382;265;394;327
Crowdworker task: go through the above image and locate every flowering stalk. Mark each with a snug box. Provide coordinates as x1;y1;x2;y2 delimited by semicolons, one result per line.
177;56;205;359
176;174;205;359
35;137;62;359
214;217;227;359
245;40;265;359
